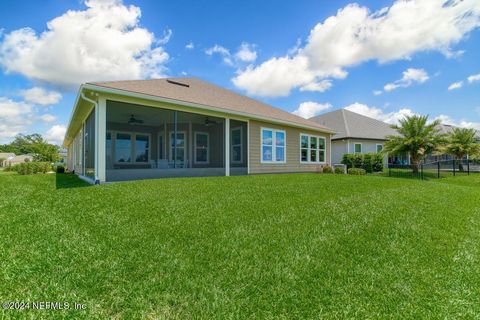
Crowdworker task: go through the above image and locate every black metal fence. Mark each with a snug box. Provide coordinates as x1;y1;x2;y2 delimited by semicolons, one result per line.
388;159;480;180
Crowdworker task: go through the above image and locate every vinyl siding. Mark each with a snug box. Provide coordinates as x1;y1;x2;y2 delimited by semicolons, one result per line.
249;120;331;174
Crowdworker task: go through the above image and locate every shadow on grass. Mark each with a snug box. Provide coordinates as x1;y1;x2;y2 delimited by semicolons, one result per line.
55;173;91;189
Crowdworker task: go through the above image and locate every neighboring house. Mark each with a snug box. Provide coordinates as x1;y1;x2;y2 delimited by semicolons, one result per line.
58;148;68;164
0;152;15;167
3;154;34;166
63;77;335;183
310;109;402;165
424;124;480;162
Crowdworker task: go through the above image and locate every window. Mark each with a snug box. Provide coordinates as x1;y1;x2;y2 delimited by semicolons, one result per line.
158;133;164;159
135;134;149;162
115;133;131;163
354;143;362;154
300;134;326;163
170;131;186;162
231;127;242;163
376;144;383;153
261;128;286;163
106;132;112;166
194;132;209;164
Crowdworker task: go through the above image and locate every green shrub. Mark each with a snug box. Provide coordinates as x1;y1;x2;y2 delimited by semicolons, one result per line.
353;154;363;168
322;165;333;174
348;168;366;175
372;153;384;172
362;153;373;173
11;162;52;175
334;166;345;174
341;154;354;169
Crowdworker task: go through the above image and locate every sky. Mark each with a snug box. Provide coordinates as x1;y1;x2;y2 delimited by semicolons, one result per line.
0;0;479;145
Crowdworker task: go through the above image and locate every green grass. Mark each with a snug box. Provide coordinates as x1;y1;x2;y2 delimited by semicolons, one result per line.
1;172;480;319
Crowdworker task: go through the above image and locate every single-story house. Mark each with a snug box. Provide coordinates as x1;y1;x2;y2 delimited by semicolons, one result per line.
63;77;335;184
309;108;408;165
1;154;34;167
0;152;15;167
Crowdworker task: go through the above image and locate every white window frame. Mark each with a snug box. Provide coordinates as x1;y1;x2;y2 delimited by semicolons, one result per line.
376;144;383;153
299;133;326;164
260;127;286;164
169;131;187;162
110;131;151;165
354;142;363;154
194;131;209;164
231;126;243;164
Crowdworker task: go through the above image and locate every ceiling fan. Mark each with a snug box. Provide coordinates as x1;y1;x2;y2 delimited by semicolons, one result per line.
128;114;144;125
205;117;219;127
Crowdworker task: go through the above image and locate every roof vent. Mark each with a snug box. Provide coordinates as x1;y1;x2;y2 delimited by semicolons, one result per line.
167;79;190;87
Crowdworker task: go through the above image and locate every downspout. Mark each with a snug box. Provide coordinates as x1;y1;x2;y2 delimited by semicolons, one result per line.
80;92;100;184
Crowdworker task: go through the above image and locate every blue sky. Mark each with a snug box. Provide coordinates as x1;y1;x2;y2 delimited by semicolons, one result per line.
0;0;479;144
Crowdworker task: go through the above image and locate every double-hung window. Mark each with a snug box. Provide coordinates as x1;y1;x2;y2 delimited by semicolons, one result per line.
300;134;326;163
194;132;209;164
376;144;383;153
354;143;362;154
261;128;286;163
231;127;242;163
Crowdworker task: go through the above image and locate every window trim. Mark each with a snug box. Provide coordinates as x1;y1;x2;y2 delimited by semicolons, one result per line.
231;126;243;164
194;131;210;164
376;143;383;153
299;133;326;164
260;127;286;164
354;142;363;154
110;130;151;165
169;130;187;162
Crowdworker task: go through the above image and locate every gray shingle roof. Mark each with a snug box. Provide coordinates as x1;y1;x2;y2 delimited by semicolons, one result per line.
436;124;480;138
310;109;397;140
87;77;333;133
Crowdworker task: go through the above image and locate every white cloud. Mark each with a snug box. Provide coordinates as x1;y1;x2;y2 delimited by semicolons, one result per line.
0;0;170;88
434;114;480;130
205;45;233;65
235;43;257;63
383;68;429;92
20;87;62;106
206;42;258;66
39;114;57;123
233;0;480;97
44;124;67;145
0;97;33;142
299;79;332;93
185;42;194;50
373;90;382;96
292;101;332;119
345;102;416;124
448;81;463;91
467;73;480;83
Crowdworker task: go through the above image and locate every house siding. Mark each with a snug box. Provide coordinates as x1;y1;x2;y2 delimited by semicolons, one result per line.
248;120;331;174
346;139;388;164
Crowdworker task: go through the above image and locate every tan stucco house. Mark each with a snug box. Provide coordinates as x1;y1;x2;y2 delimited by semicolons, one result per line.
63;78;334;184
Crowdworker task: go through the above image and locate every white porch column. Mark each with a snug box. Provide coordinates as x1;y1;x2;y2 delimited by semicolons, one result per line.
225;118;230;176
95;97;107;183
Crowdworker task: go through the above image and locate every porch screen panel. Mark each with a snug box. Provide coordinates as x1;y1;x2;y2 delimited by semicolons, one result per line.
83;110;96;179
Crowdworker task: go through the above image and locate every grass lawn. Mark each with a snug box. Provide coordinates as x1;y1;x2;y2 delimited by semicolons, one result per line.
1;172;480;319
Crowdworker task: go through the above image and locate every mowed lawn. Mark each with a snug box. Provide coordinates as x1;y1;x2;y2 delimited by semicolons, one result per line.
1;172;480;319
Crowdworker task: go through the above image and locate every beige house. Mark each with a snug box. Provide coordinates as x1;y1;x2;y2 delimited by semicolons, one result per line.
63;78;334;183
1;153;34;167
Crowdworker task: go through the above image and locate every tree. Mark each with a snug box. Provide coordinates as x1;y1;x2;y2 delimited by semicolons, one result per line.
442;128;480;171
384;115;445;173
0;134;60;162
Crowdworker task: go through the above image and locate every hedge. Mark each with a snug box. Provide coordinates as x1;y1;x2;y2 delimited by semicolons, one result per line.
342;153;384;173
348;168;366;175
322;165;333;174
8;162;53;175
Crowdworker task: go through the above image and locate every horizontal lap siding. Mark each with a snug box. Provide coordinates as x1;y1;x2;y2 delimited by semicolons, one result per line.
249;120;331;174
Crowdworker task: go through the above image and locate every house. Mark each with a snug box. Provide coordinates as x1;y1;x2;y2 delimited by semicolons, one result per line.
1;154;34;166
309;109;405;165
425;124;480;162
0;152;15;167
63;77;335;183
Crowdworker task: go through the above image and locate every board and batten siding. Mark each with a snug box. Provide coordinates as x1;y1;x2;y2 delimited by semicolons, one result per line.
248;120;331;174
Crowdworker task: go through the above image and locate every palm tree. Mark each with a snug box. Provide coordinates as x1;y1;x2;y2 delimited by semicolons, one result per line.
442;128;480;171
384;115;445;173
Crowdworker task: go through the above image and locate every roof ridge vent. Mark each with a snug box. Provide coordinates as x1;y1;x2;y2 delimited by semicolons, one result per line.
167;79;190;87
